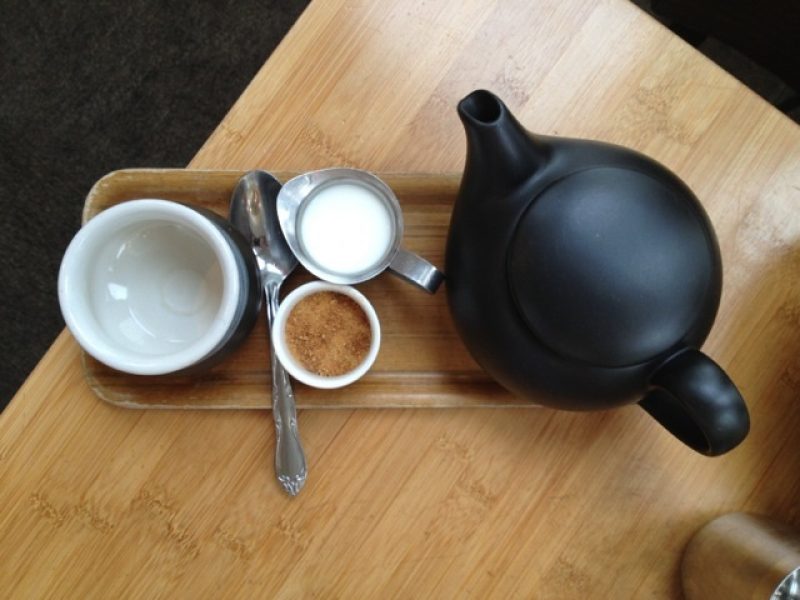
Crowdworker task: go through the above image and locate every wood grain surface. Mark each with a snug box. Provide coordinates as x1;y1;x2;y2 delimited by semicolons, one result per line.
2;0;800;598
81;168;524;409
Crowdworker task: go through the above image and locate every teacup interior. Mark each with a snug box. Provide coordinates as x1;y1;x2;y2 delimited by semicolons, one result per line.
88;220;223;356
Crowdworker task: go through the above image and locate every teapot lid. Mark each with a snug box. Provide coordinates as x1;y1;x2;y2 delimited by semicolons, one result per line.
509;167;719;368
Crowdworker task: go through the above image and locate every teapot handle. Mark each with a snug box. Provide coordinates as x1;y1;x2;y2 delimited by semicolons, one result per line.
639;349;749;456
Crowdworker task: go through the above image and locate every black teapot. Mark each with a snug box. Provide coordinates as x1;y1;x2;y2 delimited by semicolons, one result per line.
445;89;749;455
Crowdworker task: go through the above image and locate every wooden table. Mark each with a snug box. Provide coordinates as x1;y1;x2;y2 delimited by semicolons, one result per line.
2;0;799;597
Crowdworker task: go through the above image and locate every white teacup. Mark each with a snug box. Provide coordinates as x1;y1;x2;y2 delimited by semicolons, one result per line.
58;199;261;375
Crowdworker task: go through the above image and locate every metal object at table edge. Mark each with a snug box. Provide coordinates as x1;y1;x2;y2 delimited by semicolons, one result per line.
775;567;800;600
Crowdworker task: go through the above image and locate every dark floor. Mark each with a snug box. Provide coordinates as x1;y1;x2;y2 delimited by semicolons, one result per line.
0;1;309;405
0;1;796;409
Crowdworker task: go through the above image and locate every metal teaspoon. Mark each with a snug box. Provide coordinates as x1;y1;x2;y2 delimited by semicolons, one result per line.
230;170;307;496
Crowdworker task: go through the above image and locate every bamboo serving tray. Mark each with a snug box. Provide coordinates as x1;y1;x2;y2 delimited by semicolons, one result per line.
81;169;528;410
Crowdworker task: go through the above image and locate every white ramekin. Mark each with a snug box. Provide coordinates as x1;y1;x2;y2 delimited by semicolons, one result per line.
272;281;381;389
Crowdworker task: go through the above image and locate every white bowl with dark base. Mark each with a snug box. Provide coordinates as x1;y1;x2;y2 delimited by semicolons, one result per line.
58;199;261;375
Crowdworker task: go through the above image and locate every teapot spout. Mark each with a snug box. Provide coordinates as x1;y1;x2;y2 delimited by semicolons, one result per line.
458;90;548;196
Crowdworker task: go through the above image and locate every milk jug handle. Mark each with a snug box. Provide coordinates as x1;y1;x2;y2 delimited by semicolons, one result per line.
388;247;444;294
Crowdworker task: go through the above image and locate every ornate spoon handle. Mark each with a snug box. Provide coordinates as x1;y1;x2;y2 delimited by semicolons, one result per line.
266;279;307;496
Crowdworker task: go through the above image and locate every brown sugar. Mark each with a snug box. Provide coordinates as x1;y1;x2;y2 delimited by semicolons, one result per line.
285;291;372;377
